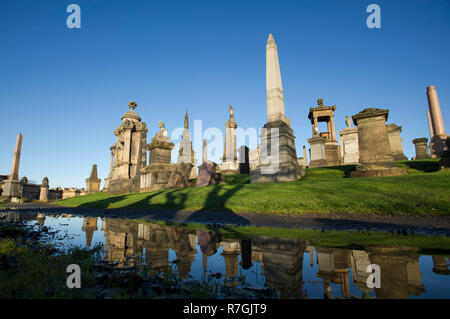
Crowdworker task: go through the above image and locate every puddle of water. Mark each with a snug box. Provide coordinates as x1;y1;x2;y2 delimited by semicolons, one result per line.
3;212;450;298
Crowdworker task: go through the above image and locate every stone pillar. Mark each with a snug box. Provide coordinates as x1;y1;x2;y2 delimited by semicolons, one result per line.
220;106;239;174
412;138;430;159
427;86;449;157
86;164;102;194
307;136;327;168
39;177;49;202
427;110;434;140
330;116;336;142
351;108;406;177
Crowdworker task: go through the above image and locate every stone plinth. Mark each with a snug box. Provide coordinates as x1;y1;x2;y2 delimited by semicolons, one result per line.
324;142;341;166
2;180;21;198
197;161;223;186
351;108;406;178
39;177;49;202
387;124;407;160
412;138;430;159
430;135;449;158
339;126;359;164
251;121;303;183
140;163;175;191
307;136;327;168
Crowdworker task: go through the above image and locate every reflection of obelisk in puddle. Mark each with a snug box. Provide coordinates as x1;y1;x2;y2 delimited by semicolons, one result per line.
3;134;23;198
82;217;98;247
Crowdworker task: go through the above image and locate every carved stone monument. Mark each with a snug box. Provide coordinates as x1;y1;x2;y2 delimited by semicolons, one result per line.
140;121;175;191
106;102;148;194
250;34;302;183
167;162;193;189
387;124;408;160
427;86;449;158
86;164;101;194
220;105;239;174
412;138;430;159
339;116;359;165
307;135;327;168
308;99;341;166
3;133;23;198
351;108;406;177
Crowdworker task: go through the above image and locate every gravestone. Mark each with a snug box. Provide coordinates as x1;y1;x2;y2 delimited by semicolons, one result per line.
238;146;250;174
339;116;359;164
167;162;193;188
196;161;223;186
86;164;101;194
307;136;327;168
387;124;407;160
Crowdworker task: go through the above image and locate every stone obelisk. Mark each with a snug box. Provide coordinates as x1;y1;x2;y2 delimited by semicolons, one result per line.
202;138;207;163
250;33;303;183
427;86;448;157
3;134;23;198
8;133;22;181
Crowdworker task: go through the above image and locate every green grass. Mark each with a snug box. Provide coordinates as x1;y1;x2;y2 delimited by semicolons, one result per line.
54;161;450;216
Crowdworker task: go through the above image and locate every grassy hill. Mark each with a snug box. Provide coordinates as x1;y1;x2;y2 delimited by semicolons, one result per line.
54;160;449;216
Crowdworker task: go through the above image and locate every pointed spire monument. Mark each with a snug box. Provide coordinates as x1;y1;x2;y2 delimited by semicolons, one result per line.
250;34;303;183
266;34;287;123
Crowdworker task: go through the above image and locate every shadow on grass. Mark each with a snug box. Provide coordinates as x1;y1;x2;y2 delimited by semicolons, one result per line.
78;195;128;209
398;159;441;172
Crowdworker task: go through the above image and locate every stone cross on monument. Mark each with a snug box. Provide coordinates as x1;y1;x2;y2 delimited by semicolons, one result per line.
128;101;137;111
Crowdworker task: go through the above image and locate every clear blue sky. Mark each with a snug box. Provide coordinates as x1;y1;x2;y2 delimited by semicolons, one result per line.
1;0;449;188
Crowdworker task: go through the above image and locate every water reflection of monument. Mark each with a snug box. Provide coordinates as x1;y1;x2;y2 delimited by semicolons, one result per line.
92;218;446;299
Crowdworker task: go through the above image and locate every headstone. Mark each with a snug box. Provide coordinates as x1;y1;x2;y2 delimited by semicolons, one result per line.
167;162;193;188
86;164;101;194
439;137;450;168
412;138;430;159
350;108;406;177
39;177;49;202
339;117;359;164
427;86;449;158
106;102;148;194
307;136;327;168
196;161;223;186
387;124;407;160
250;34;303;183
238;146;250;174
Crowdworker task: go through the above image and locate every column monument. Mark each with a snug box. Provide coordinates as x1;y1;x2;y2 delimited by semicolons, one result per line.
427;86;448;157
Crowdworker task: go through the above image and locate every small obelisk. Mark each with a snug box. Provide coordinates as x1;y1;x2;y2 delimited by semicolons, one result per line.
266;33;286;123
8;133;22;181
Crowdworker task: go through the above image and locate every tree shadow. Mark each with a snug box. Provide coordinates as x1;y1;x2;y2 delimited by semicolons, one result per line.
78;195;128;209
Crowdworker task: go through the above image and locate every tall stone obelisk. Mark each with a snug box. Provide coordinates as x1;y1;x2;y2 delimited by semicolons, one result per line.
3;134;23;198
250;34;303;183
427;86;448;157
266;34;286;124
